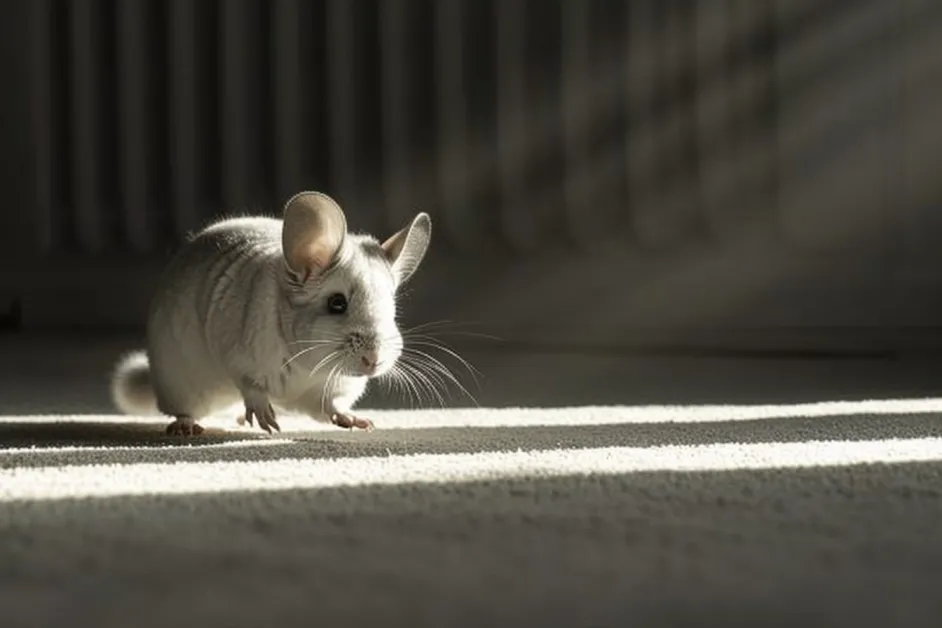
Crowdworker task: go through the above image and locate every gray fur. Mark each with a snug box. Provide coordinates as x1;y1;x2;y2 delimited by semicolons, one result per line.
110;191;432;434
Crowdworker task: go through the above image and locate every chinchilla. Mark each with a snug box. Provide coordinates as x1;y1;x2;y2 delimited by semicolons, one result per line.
111;191;431;436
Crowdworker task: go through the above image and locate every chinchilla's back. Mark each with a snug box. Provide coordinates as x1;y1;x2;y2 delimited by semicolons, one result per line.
112;216;283;417
155;217;281;311
149;215;283;360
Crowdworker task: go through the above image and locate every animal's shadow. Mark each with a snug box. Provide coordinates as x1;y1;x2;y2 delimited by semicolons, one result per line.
0;419;272;449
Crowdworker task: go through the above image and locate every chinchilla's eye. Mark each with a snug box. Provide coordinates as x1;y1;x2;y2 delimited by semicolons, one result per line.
326;293;348;315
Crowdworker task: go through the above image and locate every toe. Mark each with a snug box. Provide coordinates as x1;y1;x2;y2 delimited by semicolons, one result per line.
330;414;373;431
354;417;374;431
266;405;281;432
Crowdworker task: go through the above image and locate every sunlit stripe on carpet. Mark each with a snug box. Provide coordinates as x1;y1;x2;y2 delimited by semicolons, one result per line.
3;437;942;502
2;397;941;431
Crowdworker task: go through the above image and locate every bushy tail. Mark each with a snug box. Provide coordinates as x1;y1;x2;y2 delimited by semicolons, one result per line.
111;350;158;415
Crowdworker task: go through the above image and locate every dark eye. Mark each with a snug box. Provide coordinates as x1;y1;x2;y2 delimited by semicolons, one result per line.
326;293;348;315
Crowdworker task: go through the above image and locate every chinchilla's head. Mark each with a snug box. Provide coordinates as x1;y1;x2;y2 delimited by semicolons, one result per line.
279;191;431;380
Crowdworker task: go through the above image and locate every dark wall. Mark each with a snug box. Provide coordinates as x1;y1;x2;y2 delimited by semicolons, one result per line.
0;2;34;264
3;1;942;352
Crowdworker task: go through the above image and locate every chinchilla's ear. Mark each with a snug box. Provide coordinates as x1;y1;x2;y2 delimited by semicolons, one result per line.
282;191;347;281
381;212;432;286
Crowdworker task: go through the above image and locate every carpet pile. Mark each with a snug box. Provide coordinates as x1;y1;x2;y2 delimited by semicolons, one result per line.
2;401;942;627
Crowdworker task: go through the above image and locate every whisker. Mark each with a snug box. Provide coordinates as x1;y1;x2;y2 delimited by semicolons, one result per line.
391;363;419;409
408;353;455;408
282;344;331;369
321;362;343;418
309;350;341;379
399;319;468;334
287;336;345;346
402;338;483;382
399;360;445;409
391;364;417;408
402;348;479;407
398;361;434;408
403;329;504;342
401;354;450;399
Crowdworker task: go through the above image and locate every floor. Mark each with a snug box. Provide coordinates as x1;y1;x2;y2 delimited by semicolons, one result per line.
2;332;942;628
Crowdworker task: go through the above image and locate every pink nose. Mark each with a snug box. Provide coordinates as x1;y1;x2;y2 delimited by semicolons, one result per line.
361;352;379;370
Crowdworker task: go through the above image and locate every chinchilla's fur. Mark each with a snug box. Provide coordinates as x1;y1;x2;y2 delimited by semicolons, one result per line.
111;191;431;436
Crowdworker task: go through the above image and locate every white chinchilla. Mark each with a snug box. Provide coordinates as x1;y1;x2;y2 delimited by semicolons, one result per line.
110;191;432;436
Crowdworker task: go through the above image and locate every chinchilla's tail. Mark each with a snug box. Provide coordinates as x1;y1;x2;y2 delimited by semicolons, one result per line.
111;350;158;415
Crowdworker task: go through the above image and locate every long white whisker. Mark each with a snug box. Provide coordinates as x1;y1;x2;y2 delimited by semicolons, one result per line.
309;350;341;379
389;364;414;408
402;338;483;382
401;354;450;399
405;329;503;342
282;344;330;369
390;364;414;408
321;362;343;418
399;359;446;409
403;348;479;407
397;362;431;408
400;319;463;334
287;336;345;346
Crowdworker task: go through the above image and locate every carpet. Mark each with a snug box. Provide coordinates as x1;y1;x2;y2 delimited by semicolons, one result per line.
3;400;942;628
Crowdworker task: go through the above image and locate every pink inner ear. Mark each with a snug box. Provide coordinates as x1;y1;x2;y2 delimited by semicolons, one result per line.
295;241;336;282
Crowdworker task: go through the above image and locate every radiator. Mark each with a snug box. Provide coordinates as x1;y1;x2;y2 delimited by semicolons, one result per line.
30;0;788;257
20;0;942;337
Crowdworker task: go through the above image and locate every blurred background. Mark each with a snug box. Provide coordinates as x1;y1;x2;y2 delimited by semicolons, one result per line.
2;0;942;411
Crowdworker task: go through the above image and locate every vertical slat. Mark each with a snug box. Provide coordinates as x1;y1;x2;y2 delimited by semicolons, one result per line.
753;1;781;244
643;4;696;246
220;1;251;209
380;0;411;231
435;0;469;248
30;0;56;253
117;0;151;252
893;0;942;324
495;0;533;251
169;0;198;236
675;4;703;240
898;0;942;263
272;0;303;202
326;0;357;207
695;0;735;241
624;2;656;245
70;0;104;252
728;1;773;240
776;0;895;253
561;0;591;244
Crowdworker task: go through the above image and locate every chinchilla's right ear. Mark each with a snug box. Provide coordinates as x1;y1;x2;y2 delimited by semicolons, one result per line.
282;191;348;282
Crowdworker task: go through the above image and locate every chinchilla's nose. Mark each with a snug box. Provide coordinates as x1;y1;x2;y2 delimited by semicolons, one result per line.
349;332;385;374
360;349;379;370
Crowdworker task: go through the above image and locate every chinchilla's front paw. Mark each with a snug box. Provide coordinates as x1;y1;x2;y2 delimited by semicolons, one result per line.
330;412;374;431
242;395;280;434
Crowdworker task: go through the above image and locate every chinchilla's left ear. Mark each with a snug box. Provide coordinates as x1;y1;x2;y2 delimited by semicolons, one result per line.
381;212;432;286
281;191;348;282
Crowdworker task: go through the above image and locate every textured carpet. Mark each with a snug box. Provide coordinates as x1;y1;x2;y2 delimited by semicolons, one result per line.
3;401;942;628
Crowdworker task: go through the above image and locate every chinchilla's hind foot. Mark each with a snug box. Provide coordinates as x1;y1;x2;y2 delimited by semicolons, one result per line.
165;415;205;437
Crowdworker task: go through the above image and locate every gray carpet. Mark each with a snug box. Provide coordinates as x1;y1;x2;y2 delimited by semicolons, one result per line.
3;334;942;628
